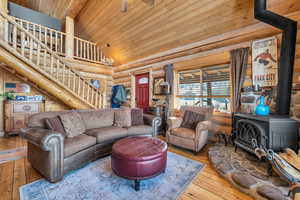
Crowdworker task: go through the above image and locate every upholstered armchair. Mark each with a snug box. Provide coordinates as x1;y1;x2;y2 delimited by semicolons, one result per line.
166;106;213;153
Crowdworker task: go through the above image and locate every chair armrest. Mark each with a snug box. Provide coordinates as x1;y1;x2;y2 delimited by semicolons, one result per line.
195;120;210;152
167;117;183;130
21;128;64;151
143;114;162;137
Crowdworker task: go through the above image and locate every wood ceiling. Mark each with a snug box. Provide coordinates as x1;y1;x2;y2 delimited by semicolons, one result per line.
75;0;300;65
9;0;88;20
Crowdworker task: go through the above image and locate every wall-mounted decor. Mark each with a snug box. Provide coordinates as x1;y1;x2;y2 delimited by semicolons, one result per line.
90;79;100;89
252;37;278;87
153;77;165;95
5;82;31;93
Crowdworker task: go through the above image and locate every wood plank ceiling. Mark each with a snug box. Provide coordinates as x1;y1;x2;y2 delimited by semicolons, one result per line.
9;0;88;20
74;0;300;65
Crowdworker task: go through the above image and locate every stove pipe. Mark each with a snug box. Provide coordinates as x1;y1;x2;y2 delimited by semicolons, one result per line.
254;0;298;115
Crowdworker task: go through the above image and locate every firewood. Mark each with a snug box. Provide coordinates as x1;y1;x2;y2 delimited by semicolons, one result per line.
279;148;300;171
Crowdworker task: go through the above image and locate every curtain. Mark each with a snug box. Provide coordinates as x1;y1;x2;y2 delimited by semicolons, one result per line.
164;64;174;119
230;47;250;112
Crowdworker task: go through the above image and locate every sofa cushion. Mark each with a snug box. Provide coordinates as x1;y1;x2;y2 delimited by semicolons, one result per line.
180;111;205;129
127;125;152;136
64;134;96;158
28;111;72;128
59;112;86;138
131;108;144;126
85;126;128;143
171;128;196;139
114;108;131;128
79;109;115;129
45;116;66;136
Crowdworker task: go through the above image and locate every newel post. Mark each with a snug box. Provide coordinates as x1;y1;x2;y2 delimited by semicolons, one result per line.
65;16;74;59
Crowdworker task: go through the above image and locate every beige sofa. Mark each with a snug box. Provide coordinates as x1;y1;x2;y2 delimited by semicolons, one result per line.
22;108;162;183
166;106;213;153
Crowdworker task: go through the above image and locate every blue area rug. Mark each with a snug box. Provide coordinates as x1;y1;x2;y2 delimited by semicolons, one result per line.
20;152;204;200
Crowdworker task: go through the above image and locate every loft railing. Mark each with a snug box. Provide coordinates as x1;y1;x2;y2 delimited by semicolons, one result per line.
11;16;66;56
0;11;104;108
10;15;112;65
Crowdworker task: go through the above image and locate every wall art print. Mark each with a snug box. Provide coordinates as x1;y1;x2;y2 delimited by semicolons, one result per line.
252;37;278;87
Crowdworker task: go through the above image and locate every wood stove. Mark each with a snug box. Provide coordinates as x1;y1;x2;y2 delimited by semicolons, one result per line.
233;113;299;153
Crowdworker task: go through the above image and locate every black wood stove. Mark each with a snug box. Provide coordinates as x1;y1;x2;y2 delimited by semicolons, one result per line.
233;113;299;153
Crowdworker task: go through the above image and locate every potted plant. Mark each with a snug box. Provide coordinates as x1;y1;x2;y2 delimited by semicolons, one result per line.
0;91;15;100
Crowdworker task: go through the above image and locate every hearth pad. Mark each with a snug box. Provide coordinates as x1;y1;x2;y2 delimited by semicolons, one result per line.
208;144;291;200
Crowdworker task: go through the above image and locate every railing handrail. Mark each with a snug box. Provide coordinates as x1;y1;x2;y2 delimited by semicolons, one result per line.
1;11;102;95
11;16;66;36
74;36;96;45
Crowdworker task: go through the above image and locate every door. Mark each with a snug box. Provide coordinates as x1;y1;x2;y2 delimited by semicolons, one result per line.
135;73;149;111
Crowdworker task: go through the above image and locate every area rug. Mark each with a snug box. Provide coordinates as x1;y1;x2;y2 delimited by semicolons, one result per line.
20;152;204;200
0;147;27;164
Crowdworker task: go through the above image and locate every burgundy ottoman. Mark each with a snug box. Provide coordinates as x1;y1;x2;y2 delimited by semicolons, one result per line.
111;136;168;191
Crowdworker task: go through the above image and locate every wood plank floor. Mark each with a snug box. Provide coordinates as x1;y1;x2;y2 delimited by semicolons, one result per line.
0;136;253;200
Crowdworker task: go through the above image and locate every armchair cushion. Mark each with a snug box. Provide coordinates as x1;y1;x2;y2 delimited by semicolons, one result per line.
59;112;86;138
171;128;196;139
180;111;205;129
45;117;66;136
64;134;96;158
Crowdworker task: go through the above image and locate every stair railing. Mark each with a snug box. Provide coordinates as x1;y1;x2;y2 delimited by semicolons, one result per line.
0;11;104;109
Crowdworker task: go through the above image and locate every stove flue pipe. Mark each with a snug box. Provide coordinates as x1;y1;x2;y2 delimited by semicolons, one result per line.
254;0;298;115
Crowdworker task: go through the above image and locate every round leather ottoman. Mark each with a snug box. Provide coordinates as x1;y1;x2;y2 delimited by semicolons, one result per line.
111;136;168;191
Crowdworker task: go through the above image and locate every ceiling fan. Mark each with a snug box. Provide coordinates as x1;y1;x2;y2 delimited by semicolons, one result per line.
121;0;155;12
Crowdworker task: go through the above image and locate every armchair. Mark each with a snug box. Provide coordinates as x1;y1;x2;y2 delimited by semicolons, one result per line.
166;106;213;153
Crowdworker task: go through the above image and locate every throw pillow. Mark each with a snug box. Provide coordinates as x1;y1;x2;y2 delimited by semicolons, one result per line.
180;111;205;129
59;112;86;138
45;116;66;136
131;108;144;126
114;108;131;128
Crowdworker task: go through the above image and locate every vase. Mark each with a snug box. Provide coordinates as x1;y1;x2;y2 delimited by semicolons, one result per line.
255;96;270;116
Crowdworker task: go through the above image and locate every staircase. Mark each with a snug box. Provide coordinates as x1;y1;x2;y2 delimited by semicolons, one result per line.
0;11;105;109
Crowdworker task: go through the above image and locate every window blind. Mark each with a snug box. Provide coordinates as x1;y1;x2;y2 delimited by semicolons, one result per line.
178;66;231;97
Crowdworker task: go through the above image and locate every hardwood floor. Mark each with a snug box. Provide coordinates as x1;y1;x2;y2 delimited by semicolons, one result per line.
0;136;253;200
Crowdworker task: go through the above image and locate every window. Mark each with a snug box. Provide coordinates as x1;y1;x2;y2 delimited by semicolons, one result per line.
177;65;231;112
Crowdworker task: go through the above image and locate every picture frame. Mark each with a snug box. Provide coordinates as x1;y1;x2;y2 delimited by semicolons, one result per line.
153;77;167;95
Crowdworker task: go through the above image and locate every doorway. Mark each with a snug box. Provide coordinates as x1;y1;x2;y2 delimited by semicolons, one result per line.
135;73;149;111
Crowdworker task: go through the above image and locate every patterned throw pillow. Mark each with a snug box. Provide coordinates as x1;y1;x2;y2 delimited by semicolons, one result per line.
114;108;132;128
180;111;205;129
131;108;144;126
59;112;86;138
45;116;66;136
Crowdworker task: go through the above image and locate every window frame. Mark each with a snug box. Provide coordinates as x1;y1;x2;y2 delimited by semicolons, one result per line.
176;65;232;112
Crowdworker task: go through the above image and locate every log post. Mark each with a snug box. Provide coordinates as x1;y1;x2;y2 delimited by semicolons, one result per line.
65;16;74;59
0;0;7;136
0;0;8;41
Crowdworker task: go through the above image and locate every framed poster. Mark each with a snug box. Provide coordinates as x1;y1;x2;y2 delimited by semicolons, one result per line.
252;37;278;87
5;82;31;93
153;77;165;95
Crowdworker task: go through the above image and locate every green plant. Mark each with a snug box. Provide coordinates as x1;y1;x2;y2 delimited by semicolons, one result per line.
0;91;15;100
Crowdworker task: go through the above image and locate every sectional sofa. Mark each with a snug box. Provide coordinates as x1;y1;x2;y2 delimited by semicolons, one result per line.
21;108;162;183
